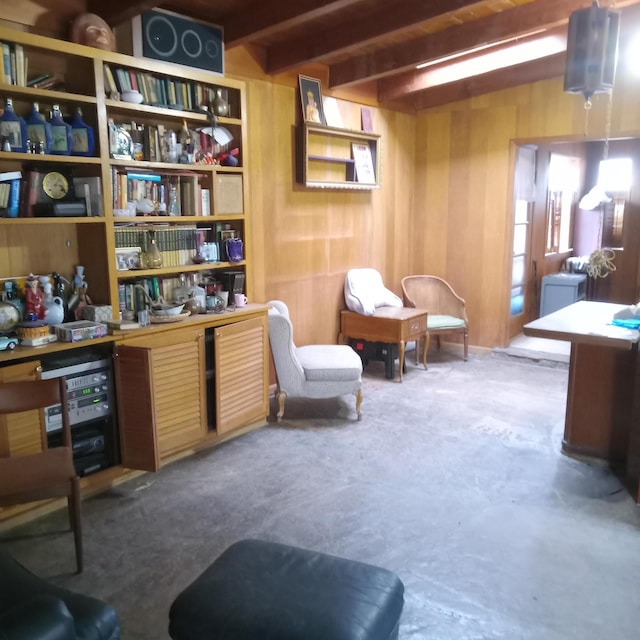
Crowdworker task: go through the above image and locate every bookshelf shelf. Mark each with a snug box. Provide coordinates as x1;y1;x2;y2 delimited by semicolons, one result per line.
115;261;246;280
0;85;98;103
0;151;102;164
0;216;105;225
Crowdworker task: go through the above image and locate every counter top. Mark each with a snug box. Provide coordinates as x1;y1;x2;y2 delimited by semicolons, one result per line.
523;300;640;350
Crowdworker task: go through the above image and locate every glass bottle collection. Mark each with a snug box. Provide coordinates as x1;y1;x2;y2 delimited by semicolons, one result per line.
0;98;95;156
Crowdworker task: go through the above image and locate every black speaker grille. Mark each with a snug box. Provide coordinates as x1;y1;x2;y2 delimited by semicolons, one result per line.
141;10;223;74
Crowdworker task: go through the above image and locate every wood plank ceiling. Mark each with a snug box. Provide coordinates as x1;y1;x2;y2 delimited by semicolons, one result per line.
90;0;640;110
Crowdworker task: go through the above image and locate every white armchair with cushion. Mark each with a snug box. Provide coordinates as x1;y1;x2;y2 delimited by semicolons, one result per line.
401;275;468;366
344;268;403;315
267;300;363;422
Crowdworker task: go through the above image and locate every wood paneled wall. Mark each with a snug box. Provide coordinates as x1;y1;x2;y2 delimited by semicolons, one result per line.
414;74;640;348
241;71;416;346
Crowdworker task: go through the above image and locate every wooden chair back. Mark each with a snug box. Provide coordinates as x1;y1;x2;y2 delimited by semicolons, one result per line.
0;377;83;572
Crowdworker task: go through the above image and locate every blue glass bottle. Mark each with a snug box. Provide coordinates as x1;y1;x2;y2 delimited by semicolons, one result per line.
0;98;28;153
70;108;95;156
49;104;73;155
26;102;52;154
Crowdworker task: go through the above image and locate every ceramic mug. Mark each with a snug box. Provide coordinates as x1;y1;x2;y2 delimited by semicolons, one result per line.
234;293;247;307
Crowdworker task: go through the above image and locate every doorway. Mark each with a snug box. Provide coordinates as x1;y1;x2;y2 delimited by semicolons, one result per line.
508;137;640;342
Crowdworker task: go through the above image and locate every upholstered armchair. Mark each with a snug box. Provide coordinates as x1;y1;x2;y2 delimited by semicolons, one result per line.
344;268;403;315
401;275;468;366
267;300;363;422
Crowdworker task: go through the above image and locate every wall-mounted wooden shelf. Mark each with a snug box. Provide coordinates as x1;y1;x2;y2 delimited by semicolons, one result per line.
297;123;380;190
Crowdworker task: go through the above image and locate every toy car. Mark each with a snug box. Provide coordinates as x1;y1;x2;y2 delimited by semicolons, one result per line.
0;335;19;351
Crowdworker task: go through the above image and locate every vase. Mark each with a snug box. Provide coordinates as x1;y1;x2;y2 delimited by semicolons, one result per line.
26;102;52;154
0;98;28;153
70;108;95;156
211;89;229;117
49;104;73;155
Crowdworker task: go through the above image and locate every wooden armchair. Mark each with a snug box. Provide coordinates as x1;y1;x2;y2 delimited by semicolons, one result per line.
401;275;468;367
0;377;82;573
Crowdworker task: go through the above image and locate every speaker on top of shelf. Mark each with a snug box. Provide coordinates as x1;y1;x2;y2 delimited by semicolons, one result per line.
131;9;224;75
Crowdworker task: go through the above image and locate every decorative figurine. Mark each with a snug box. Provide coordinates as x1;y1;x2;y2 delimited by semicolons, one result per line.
25;274;45;321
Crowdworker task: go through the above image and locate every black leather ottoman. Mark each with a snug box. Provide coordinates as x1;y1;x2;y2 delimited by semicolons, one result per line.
169;539;404;640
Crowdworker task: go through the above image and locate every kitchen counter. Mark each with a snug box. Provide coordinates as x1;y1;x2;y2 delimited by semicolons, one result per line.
524;301;640;496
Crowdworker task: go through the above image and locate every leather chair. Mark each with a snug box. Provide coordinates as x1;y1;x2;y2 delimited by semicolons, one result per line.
0;377;82;573
0;546;120;640
401;275;469;366
267;300;363;422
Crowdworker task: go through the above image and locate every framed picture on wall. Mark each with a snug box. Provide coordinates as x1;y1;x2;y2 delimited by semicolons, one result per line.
298;75;326;125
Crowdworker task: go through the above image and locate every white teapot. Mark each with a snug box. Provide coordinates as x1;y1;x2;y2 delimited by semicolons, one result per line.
43;296;65;326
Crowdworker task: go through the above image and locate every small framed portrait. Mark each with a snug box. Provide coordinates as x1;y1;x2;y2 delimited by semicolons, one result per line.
115;247;141;271
220;229;236;242
298;75;326;125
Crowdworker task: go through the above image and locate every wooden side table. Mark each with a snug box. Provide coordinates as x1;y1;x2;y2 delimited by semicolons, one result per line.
340;307;429;381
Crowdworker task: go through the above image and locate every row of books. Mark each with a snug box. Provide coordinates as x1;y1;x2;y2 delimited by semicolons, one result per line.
1;42;27;87
104;64;231;114
115;224;201;268
111;169;211;217
0;170;21;217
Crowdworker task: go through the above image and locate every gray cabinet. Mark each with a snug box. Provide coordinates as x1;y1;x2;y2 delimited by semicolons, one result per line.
540;273;587;316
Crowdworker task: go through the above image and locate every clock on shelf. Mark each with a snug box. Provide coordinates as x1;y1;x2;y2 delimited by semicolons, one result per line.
28;165;88;217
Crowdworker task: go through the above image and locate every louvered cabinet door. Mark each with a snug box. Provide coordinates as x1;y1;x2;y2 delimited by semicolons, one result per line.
115;326;206;471
0;360;44;458
214;315;269;435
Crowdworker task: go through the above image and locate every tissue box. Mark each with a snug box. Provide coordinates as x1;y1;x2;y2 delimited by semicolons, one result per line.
55;321;108;342
82;305;114;323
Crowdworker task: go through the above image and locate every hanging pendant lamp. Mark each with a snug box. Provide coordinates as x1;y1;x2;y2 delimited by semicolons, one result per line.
563;1;620;105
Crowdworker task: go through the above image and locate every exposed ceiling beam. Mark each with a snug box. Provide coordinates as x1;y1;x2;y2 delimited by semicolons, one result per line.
378;25;567;101
223;0;362;48
265;0;481;74
410;52;566;111
329;0;598;88
88;0;165;27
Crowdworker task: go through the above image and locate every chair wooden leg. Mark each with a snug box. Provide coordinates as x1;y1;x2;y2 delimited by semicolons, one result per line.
69;478;83;574
423;333;430;369
355;389;363;421
276;391;286;423
463;330;468;361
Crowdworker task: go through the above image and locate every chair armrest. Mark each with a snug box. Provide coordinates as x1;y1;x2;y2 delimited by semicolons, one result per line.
0;595;77;640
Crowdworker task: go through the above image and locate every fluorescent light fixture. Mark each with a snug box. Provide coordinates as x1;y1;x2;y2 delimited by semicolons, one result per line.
414;33;565;89
416;29;547;70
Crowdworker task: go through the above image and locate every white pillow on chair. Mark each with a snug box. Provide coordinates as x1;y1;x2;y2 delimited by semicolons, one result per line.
344;268;403;315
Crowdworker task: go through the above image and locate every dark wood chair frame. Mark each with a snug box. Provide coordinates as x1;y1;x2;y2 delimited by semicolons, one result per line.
0;377;82;573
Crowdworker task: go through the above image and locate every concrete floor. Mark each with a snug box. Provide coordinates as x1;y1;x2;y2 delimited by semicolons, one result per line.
2;349;640;640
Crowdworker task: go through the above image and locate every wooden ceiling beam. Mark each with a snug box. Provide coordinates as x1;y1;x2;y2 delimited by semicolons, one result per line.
329;0;595;88
223;0;362;48
88;0;165;27
408;52;566;111
264;0;481;74
378;24;567;101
